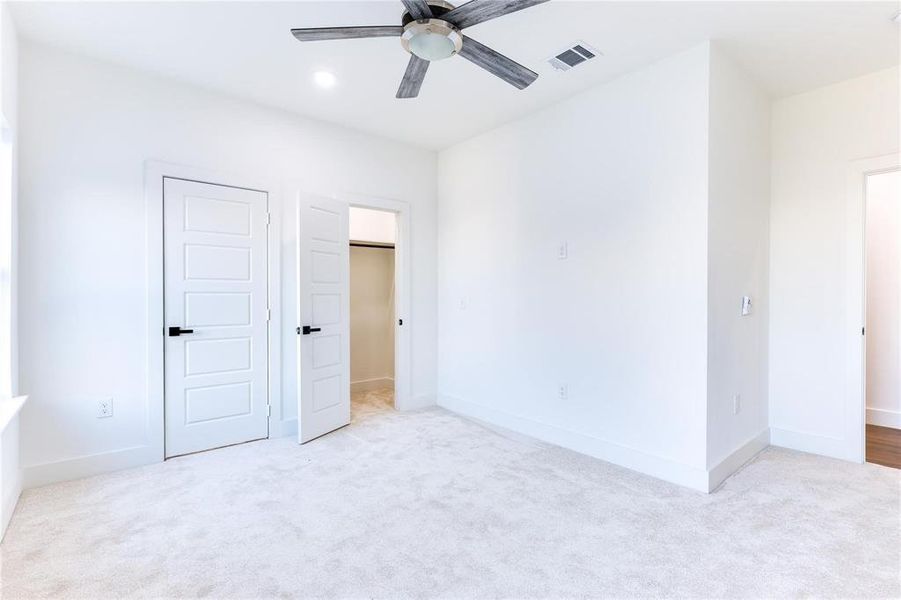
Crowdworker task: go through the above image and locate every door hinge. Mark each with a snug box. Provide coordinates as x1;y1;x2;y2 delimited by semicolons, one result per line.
267;404;272;417
267;308;271;322
862;327;865;335
266;212;272;225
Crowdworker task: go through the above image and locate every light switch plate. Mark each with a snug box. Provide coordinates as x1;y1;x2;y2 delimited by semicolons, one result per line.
741;295;752;316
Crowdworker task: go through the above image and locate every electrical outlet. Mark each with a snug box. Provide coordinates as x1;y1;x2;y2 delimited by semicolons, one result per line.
558;384;568;400
557;242;568;260
459;297;468;310
732;394;742;415
98;398;113;418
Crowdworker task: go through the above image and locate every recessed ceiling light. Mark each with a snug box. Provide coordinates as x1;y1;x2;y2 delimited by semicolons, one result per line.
313;70;337;89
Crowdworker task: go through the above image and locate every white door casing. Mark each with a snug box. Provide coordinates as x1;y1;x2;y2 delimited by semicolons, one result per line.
341;193;412;410
164;178;269;457
297;194;350;443
846;154;901;462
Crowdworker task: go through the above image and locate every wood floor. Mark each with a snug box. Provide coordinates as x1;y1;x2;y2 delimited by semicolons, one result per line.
866;424;901;469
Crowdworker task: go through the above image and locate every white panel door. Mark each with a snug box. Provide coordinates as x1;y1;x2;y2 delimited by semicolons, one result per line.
298;195;350;443
164;178;269;457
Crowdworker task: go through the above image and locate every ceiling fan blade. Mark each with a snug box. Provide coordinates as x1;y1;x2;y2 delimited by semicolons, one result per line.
397;55;430;98
401;0;433;20
291;26;403;42
458;35;538;90
443;0;549;29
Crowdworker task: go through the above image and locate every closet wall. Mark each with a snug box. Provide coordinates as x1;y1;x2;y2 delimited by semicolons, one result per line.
350;246;395;390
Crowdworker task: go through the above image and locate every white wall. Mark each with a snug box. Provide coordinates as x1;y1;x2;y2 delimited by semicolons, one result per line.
769;67;900;459
0;1;21;539
1;0;17;398
17;29;894;492
350;246;395;388
18;42;437;485
866;170;901;429
438;44;713;489
706;49;771;474
349;206;396;244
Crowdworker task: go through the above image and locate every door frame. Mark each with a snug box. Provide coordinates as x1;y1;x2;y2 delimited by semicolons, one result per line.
337;192;413;411
145;161;283;460
845;152;900;463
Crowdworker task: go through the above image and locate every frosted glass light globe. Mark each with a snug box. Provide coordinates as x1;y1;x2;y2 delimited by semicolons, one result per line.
409;31;456;61
401;20;462;62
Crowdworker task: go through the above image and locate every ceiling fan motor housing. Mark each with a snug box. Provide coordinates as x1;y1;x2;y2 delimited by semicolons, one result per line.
401;1;456;25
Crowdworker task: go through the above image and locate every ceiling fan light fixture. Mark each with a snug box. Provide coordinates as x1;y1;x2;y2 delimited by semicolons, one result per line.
410;31;455;60
401;19;462;61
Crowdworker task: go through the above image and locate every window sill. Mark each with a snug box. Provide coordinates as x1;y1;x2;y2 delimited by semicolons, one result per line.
0;395;27;434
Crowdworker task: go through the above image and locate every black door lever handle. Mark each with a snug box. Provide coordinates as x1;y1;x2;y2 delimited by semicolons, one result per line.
299;326;321;335
168;326;195;337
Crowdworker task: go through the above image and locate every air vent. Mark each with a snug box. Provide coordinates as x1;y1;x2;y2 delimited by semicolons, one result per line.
548;42;601;72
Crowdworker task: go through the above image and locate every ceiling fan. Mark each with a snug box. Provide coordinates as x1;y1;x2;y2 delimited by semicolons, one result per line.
291;0;550;98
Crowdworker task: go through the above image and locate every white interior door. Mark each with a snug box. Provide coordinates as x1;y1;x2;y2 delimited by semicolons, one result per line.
164;178;269;458
298;195;350;443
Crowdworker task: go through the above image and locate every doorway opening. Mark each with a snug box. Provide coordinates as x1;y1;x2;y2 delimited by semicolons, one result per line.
865;169;901;469
296;193;410;443
348;206;397;421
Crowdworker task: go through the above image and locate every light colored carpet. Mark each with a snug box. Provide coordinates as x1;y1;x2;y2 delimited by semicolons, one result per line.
1;388;899;599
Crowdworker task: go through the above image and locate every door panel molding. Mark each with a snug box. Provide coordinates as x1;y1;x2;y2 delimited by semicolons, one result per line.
297;194;351;442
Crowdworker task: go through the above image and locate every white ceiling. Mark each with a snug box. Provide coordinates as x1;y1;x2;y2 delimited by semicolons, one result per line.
10;1;900;150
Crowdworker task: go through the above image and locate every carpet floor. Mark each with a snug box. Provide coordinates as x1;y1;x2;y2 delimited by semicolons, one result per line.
1;389;899;599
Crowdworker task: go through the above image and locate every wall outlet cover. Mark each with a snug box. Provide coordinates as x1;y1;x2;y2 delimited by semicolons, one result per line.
98;398;113;418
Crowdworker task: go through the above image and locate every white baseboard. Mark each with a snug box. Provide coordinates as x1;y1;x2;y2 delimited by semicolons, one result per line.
400;394;436;411
25;420;303;490
1;479;20;543
769;427;856;462
271;418;298;439
350;377;394;393
438;394;710;492
707;429;770;491
23;445;160;489
866;407;901;429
